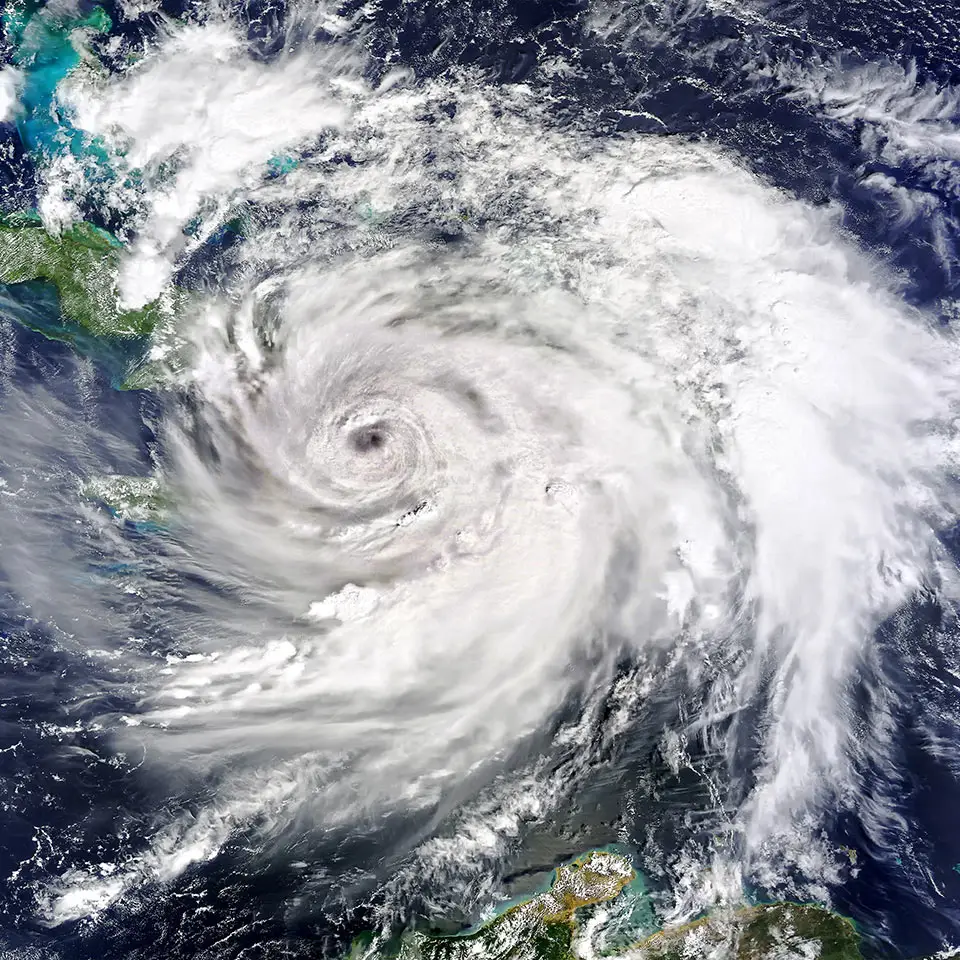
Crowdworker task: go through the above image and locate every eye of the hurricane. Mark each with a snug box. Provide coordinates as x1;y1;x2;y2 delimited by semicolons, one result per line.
351;423;388;453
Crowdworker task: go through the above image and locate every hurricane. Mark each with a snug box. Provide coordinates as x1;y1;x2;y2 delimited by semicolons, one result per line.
2;0;960;956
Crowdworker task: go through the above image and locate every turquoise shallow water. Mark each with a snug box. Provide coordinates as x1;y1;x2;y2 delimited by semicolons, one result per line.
6;3;111;159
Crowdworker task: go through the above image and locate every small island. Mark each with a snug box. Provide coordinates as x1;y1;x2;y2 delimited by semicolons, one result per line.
81;474;170;526
347;851;865;960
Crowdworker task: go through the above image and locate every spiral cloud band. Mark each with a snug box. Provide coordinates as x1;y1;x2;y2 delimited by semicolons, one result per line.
155;254;723;796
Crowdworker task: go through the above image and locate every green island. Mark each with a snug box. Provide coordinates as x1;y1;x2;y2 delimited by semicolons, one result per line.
0;215;163;338
345;851;866;960
0;214;190;389
81;474;170;526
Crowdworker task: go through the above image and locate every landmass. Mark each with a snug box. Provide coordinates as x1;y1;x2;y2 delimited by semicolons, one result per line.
0;213;190;389
81;474;170;526
633;901;862;960
346;851;865;960
0;215;162;337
